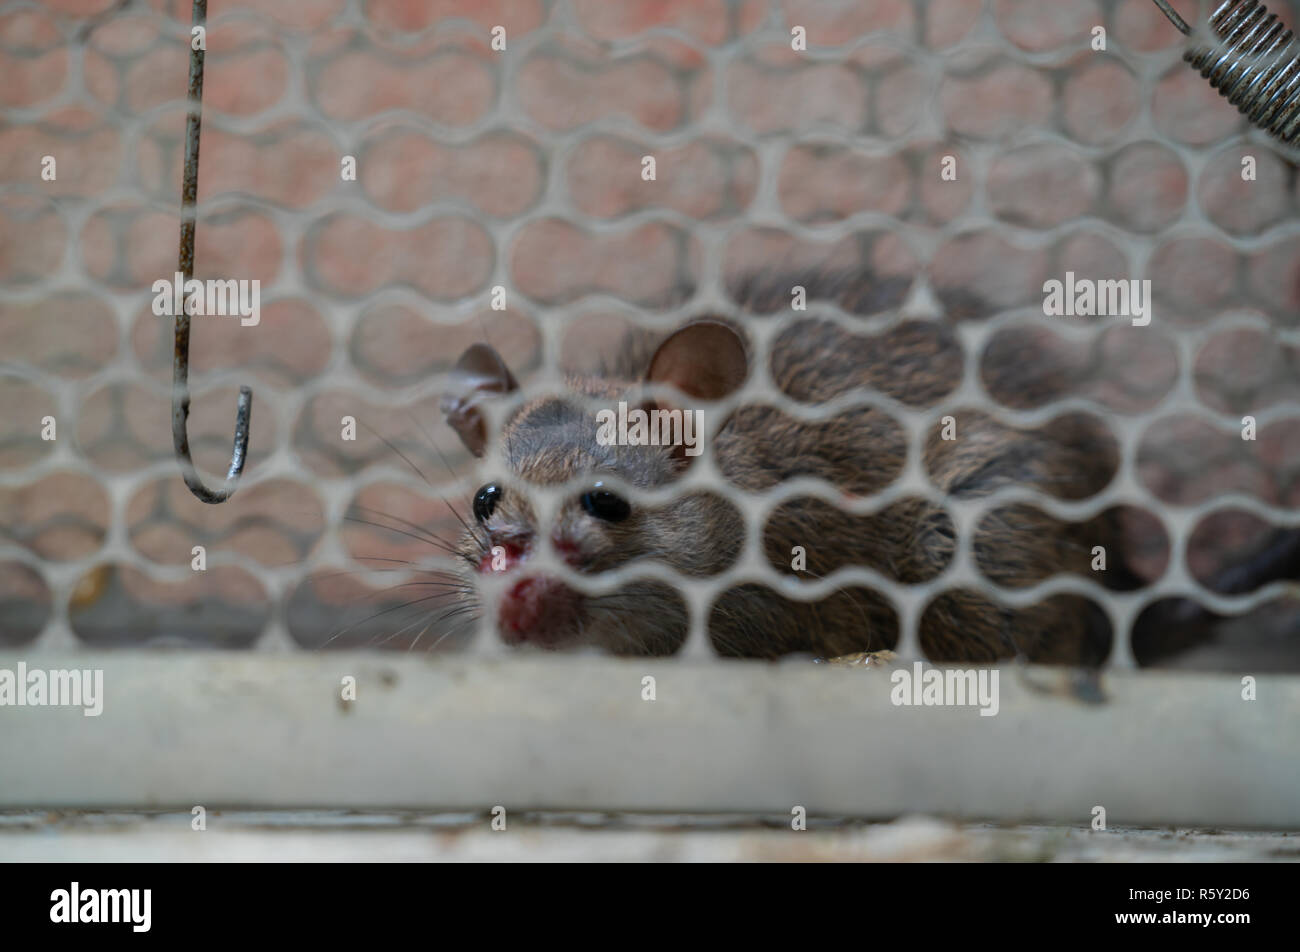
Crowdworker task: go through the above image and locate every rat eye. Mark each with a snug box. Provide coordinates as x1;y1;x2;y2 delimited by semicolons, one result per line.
473;484;502;522
580;483;631;523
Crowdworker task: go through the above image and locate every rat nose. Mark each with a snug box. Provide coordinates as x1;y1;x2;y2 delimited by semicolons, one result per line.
498;575;581;647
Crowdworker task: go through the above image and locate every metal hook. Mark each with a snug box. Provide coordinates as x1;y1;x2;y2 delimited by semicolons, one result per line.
173;0;252;504
1152;0;1192;35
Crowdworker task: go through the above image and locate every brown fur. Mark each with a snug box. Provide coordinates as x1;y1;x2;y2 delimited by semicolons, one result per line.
443;282;1131;663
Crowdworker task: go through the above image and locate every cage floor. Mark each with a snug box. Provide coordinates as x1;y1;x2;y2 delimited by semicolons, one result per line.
2;811;1297;862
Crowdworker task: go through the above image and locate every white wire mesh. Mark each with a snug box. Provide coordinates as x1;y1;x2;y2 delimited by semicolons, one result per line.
0;0;1297;668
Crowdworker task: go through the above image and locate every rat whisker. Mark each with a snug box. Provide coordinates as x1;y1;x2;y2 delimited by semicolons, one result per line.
404;407;467;488
358;417;439;489
352;556;478;579
362;416;491;554
404;409;491;553
369;599;474;650
407;618;435;654
426;614;478;653
413;605;479;649
309;560;461;580
320;592;461;649
306;570;463;592
347;504;465;553
369;606;441;650
342;514;463;557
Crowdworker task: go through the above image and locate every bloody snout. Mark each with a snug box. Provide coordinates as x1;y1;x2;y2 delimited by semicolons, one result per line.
497;574;582;646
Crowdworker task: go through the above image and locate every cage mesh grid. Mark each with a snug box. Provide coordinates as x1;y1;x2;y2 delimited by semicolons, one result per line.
0;0;1297;667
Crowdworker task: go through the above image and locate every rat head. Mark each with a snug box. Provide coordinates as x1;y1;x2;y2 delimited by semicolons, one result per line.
441;321;748;654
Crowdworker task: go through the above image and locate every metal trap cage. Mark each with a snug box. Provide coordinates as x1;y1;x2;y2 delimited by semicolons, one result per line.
1;0;1299;835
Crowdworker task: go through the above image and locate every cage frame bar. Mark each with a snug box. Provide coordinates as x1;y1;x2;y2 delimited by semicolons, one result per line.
1;653;1297;829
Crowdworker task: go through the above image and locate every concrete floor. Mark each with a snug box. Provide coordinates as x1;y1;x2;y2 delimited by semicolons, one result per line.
2;811;1297;862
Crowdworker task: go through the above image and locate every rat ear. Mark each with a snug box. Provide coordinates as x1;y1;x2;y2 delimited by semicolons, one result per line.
645;320;748;401
441;343;519;457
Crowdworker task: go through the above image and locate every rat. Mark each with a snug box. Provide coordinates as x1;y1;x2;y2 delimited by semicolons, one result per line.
436;276;1299;664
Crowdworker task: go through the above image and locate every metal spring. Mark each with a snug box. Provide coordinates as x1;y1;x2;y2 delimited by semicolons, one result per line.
1154;0;1300;146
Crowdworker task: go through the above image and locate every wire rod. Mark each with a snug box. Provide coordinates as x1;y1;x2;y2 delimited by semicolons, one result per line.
172;0;252;504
